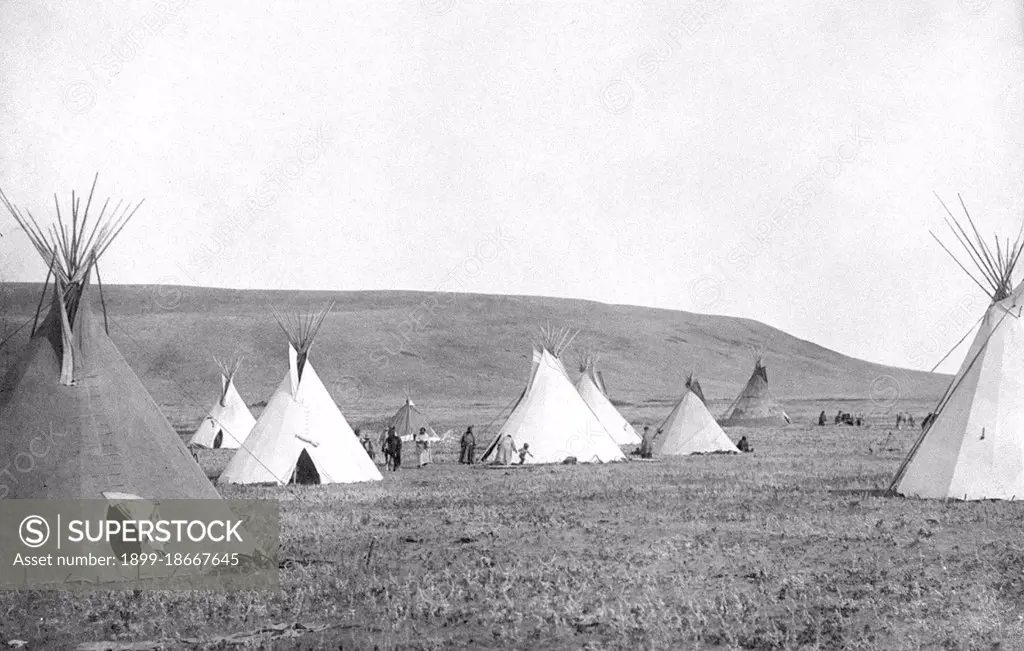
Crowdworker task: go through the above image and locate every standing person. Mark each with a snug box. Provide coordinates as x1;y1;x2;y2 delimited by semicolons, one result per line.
416;427;432;467
818;410;827;426
493;433;517;465
460;426;476;464
385;426;402;471
357;428;375;461
379;427;389;458
638;426;654;459
382;430;394;471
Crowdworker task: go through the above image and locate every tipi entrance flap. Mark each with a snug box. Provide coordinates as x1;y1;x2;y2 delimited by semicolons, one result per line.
288;344;300;398
219;374;230;406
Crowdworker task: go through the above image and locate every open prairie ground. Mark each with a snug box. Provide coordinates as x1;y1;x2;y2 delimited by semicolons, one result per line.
5;400;1024;650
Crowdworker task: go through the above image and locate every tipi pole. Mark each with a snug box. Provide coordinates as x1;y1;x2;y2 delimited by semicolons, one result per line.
30;263;53;337
95;261;110;335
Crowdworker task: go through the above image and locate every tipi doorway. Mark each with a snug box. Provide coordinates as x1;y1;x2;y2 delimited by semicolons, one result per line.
291;449;321;484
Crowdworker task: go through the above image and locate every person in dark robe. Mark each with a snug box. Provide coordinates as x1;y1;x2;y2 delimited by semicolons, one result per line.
638;426;656;459
818;410;827;426
834;411;842;425
384;427;402;471
460;426;476;464
737;436;753;453
922;413;935;430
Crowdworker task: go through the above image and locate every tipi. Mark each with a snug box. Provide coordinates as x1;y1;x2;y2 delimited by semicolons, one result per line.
0;176;220;499
719;345;790;427
574;351;642;445
189;357;257;449
219;304;382;485
389;396;440;442
891;196;1024;500
653;374;739;456
482;327;626;464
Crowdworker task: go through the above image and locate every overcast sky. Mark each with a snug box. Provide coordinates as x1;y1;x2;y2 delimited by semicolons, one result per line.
2;0;1022;372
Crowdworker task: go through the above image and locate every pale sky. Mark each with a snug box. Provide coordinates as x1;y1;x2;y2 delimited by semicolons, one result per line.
2;0;1022;372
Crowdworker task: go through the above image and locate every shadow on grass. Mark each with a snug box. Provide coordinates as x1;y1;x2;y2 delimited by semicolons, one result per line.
827;488;892;498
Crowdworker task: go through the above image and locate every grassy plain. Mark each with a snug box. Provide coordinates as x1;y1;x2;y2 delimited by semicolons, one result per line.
4;400;1024;649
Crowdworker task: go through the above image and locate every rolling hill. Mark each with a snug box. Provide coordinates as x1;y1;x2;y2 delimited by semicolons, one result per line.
0;284;948;430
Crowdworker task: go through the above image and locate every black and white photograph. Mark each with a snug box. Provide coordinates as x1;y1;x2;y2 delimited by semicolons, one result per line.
1;0;1023;648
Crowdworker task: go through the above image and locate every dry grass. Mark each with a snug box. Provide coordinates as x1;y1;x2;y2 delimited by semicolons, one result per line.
3;405;1024;650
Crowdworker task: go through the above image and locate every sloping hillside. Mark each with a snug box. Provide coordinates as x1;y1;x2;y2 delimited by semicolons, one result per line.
0;284;948;427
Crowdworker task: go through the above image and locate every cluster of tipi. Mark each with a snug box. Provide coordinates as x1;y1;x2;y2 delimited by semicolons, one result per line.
190;325;788;478
2;181;1022;502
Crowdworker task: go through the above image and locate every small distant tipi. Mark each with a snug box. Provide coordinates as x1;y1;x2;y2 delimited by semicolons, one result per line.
0;176;220;499
891;196;1024;500
220;304;382;485
653;374;739;456
389;396;439;442
482;326;625;464
574;351;642;445
189;357;256;449
719;344;790;427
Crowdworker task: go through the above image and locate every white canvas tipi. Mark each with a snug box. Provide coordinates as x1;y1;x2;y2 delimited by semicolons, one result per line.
482;327;626;464
891;197;1024;500
220;304;382;485
653;374;739;456
189;357;256;449
574;352;641;445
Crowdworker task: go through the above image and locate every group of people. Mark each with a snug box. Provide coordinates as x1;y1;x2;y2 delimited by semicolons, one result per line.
894;412;917;429
355;424;536;469
817;410;930;429
358;426;433;471
819;410;863;426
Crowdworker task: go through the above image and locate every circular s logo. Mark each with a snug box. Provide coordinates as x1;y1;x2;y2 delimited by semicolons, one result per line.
19;515;50;548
